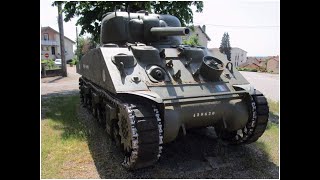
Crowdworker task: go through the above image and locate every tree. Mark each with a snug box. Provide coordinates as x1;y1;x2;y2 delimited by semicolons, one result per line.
219;32;232;61
58;3;67;77
183;35;200;46
182;26;200;46
75;36;97;59
53;1;203;44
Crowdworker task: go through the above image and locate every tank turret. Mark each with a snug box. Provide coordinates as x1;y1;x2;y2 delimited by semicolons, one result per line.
100;11;190;46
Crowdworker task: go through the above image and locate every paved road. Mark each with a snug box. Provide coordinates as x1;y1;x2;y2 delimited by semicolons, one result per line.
240;71;279;102
41;66;80;95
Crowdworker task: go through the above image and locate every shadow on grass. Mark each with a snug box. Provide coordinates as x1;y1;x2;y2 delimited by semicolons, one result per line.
41;94;86;140
269;112;279;124
41;95;279;179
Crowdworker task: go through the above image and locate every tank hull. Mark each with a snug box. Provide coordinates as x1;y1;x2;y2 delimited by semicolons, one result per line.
77;11;270;170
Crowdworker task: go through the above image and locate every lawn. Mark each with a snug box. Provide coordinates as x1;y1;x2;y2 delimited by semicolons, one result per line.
41;95;98;178
255;99;279;165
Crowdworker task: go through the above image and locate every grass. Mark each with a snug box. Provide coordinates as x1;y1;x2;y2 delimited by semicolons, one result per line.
254;98;279;165
41;95;96;179
267;98;279;115
255;122;279;165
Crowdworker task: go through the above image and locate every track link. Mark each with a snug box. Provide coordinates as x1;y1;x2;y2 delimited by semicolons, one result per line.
216;92;269;145
119;103;163;169
79;77;163;170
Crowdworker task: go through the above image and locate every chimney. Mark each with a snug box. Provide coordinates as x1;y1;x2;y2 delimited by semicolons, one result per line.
202;25;206;32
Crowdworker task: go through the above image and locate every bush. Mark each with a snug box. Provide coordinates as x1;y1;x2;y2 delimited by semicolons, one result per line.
70;57;79;65
41;59;59;70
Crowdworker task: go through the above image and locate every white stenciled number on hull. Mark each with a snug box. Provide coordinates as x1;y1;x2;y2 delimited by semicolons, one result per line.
193;111;215;117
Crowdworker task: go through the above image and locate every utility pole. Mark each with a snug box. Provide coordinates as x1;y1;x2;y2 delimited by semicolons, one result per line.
76;27;79;60
58;3;67;77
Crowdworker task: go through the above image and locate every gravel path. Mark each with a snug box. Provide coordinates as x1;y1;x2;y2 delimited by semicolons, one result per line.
75;105;279;179
74;106;279;178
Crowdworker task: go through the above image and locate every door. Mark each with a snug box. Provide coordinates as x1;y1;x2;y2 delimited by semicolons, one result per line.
51;46;55;55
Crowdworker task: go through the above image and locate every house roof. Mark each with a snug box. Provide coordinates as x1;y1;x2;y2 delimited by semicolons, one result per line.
242;62;262;68
231;47;247;53
41;26;76;43
196;25;211;41
248;56;279;62
268;56;279;62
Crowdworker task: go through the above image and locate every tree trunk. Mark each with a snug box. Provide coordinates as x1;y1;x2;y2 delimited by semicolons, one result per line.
58;4;67;77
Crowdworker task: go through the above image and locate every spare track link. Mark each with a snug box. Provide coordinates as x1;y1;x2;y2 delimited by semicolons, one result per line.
217;92;269;145
79;77;163;170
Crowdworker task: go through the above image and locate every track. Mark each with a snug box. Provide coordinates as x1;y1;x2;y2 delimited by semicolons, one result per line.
215;92;269;145
79;76;269;169
79;77;163;170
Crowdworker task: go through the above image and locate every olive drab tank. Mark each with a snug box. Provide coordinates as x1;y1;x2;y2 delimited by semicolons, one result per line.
76;10;269;170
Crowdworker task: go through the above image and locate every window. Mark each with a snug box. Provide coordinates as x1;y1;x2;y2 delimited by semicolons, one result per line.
43;33;49;40
51;46;55;55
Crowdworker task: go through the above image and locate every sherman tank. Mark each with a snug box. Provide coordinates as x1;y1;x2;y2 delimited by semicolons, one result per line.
76;10;269;170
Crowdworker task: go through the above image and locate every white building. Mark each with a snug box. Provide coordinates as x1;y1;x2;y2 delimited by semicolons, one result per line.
230;47;247;67
41;26;75;61
183;25;211;47
208;47;247;67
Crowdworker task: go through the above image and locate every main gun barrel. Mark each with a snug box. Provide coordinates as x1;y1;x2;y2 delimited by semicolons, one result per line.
150;27;190;36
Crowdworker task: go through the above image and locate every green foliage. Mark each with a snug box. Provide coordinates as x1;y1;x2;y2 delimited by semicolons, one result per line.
182;25;199;46
41;59;59;70
189;25;195;31
75;36;97;59
70;57;79;65
183;34;200;46
219;32;232;61
53;1;203;43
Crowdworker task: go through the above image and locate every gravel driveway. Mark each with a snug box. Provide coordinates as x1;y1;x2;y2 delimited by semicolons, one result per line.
78;106;279;178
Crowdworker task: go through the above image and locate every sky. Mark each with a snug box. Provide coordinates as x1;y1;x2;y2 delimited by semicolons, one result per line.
40;0;280;56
